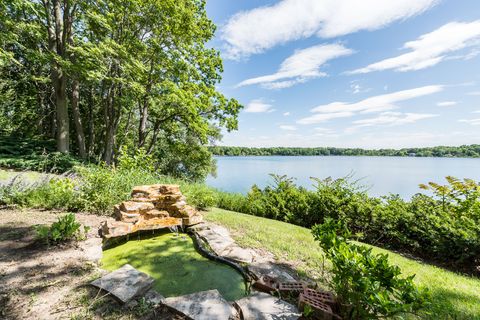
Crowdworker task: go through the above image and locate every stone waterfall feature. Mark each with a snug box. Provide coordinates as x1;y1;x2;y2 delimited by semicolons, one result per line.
100;184;203;238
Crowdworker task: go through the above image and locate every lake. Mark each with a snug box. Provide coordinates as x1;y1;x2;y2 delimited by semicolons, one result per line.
206;156;480;199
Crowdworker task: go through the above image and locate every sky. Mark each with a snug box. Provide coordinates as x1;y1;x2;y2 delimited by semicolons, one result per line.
206;0;480;149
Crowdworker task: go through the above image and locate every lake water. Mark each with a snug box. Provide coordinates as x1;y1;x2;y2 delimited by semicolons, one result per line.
206;156;480;199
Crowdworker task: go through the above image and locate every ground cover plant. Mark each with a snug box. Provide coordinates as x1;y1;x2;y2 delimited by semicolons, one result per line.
35;213;89;245
312;218;428;319
205;208;480;319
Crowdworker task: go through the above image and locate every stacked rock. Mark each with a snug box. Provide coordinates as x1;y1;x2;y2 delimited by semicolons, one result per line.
101;184;203;238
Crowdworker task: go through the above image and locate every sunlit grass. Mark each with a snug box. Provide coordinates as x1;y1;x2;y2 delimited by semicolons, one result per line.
205;208;480;319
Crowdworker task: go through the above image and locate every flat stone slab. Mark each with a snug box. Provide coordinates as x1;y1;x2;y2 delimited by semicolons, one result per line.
164;289;236;320
221;245;256;263
91;264;154;303
144;288;165;306
248;262;298;282
235;292;301;320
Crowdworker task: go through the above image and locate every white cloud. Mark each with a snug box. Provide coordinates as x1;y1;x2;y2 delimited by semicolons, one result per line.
237;44;353;89
314;85;442;114
468;91;480;96
350;21;480;74
348;112;438;131
283;112;291;116
297;85;443;125
279;125;297;131
297;111;354;124
459;118;480;125
244;99;275;113
437;101;457;107
473;110;480;114
222;0;438;59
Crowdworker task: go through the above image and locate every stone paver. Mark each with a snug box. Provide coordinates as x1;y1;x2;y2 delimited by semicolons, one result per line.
248;261;298;282
235;291;301;320
164;289;236;320
91;264;154;303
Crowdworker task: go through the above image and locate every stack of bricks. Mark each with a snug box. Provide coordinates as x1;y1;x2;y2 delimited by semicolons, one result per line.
101;184;203;238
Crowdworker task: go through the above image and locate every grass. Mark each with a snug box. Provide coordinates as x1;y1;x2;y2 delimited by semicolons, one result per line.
205;208;480;320
101;230;247;301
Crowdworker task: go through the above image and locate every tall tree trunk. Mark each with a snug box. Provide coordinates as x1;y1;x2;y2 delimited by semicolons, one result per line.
71;79;86;158
103;85;115;164
138;100;148;147
52;67;69;152
86;87;95;157
43;0;74;153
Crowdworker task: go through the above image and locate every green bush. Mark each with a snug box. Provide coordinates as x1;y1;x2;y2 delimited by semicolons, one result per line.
215;175;480;271
182;183;218;210
0;177;78;210
36;213;89;245
312;218;429;319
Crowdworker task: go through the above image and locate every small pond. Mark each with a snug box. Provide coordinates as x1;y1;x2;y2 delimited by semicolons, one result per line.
101;231;247;301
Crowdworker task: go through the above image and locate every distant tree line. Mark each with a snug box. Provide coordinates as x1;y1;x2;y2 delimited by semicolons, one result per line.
209;145;480;158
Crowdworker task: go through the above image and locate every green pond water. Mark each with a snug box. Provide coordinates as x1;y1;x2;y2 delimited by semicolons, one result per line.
101;231;247;301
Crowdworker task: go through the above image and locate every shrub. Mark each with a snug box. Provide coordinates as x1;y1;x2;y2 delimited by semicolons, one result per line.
215;175;480;271
36;213;89;245
312;219;429;319
182;183;218;210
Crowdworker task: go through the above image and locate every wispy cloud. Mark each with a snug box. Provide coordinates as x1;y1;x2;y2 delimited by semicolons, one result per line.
279;125;297;131
283;112;291;116
348;81;370;94
459;118;480;125
297;85;443;125
237;44;353;89
349;21;480;74
347;112;438;132
297;112;354;124
468;91;480;96
244;99;275;113
437;101;457;107
222;0;438;59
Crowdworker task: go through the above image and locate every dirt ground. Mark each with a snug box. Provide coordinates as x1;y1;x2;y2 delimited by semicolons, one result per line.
0;207;182;320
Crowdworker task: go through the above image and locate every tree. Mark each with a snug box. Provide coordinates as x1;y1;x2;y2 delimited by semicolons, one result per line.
0;0;242;178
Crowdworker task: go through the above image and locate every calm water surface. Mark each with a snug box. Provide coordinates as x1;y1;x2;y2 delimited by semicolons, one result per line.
206;156;480;199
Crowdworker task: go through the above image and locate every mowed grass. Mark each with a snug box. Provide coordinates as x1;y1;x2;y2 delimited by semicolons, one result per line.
205;208;480;320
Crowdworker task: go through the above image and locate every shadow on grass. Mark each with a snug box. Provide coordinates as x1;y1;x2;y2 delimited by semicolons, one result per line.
421;286;480;320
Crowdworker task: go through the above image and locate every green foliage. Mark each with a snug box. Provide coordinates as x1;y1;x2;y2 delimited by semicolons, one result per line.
35;213;89;245
1;0;242;172
216;175;480;271
116;146;155;172
182;183;218;210
210;145;480;158
0;137;81;172
312;219;429;319
0;177;78;210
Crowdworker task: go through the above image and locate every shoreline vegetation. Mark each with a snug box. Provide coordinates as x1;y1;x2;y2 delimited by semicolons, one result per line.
1;150;479;318
209;145;480;158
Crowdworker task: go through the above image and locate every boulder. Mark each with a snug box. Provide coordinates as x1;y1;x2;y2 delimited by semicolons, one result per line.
101;184;200;238
120;201;154;214
101;220;133;238
182;214;203;226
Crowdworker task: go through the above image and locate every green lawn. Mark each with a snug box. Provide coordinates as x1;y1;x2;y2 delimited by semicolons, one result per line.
205;208;480;320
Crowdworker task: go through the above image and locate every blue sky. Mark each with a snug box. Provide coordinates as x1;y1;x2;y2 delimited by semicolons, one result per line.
206;0;480;148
